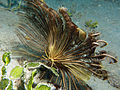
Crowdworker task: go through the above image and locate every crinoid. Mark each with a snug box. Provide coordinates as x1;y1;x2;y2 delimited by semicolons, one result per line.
15;0;118;90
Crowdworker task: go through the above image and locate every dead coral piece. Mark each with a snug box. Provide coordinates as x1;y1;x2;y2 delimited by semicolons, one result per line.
15;0;118;90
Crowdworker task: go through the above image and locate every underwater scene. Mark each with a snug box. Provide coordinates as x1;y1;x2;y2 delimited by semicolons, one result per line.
0;0;120;90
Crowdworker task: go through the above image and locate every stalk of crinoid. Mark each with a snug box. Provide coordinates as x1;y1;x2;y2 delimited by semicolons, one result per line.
15;0;118;90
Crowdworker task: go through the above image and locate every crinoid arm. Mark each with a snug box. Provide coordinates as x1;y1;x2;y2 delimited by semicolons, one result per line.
15;0;118;90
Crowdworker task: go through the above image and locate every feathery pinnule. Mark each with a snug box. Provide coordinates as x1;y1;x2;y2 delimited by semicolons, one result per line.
15;0;118;90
